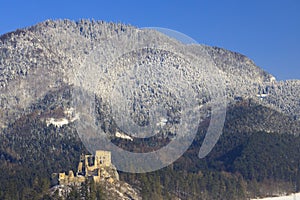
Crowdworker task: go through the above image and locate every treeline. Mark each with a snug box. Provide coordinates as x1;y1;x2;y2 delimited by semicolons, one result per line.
0;100;300;199
119;102;300;199
0;113;86;199
119;129;300;199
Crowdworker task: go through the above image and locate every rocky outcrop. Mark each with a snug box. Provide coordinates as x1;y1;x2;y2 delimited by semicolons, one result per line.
50;176;141;200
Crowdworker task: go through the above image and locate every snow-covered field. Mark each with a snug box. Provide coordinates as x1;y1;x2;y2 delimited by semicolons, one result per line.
252;193;300;200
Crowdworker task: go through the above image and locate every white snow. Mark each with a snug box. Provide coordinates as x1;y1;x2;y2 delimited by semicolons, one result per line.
156;118;168;127
45;107;79;127
0;122;6;129
270;76;276;82
64;107;75;117
46;118;69;127
50;185;71;197
115;131;133;141
251;192;300;200
257;94;268;98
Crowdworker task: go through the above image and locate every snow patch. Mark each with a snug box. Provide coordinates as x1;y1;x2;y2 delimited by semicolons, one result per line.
0;122;6;129
46;118;69;127
115;131;133;141
45;107;79;127
270;76;276;82
257;94;268;98
156;118;168;127
251;192;300;200
64;107;75;117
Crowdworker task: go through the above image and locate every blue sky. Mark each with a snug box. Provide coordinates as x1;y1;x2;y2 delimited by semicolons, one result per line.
0;0;299;80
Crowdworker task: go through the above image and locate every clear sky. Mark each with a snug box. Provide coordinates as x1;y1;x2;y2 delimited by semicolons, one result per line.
0;0;299;80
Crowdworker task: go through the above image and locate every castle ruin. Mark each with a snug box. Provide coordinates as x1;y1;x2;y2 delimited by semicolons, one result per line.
53;150;117;185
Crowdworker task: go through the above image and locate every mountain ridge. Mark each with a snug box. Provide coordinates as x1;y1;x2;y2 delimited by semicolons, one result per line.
1;19;299;129
0;19;300;199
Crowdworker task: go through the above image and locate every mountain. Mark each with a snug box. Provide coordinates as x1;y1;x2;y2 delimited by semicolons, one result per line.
0;19;299;199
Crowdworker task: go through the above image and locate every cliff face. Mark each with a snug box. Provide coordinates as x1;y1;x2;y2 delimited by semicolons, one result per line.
50;163;141;200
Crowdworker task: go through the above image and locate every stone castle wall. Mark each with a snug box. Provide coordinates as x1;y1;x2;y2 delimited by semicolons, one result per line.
56;150;113;185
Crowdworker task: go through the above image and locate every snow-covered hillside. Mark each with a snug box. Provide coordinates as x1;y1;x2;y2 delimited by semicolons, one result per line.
252;193;300;200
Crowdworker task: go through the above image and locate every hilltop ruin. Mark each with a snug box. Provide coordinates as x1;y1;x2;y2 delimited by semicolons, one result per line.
52;150;119;186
